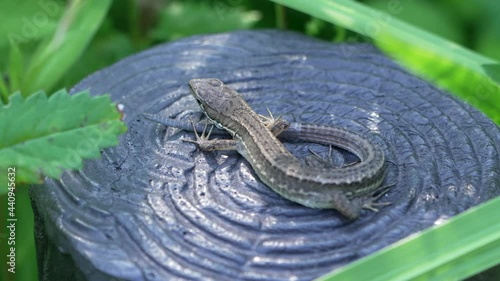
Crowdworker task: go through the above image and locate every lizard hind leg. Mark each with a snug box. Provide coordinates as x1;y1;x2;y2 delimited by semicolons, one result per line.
362;184;393;212
258;108;290;136
327;191;364;220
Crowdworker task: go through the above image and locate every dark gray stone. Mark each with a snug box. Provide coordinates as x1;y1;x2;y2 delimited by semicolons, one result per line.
31;30;500;281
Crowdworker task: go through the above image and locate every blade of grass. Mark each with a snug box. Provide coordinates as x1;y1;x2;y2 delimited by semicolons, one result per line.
315;197;500;281
8;41;24;94
269;1;500;279
22;0;112;95
0;75;8;104
275;4;287;29
270;0;500;125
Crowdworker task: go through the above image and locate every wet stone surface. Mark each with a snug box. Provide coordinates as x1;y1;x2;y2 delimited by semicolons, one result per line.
31;30;500;281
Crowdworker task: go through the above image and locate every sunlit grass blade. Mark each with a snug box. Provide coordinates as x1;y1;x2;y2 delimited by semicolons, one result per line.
315;197;500;281
22;0;112;95
270;0;500;125
269;1;500;279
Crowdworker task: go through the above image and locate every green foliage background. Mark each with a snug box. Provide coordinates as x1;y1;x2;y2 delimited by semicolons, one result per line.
0;1;498;281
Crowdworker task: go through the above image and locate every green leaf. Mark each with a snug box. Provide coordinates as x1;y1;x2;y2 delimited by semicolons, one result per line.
269;1;500;280
374;35;500;127
0;89;126;191
270;0;500;125
0;187;38;281
22;0;112;95
483;64;500;85
316;197;500;281
364;0;464;44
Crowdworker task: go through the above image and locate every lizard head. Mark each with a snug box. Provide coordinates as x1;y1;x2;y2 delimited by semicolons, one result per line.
189;78;247;125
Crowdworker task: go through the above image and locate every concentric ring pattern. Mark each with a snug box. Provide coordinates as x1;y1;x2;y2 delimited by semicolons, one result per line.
32;30;500;281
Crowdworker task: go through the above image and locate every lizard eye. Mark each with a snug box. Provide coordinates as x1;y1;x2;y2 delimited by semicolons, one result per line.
208;79;223;87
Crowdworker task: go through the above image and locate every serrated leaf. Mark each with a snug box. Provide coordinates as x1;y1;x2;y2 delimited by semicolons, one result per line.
315;197;500;281
0;89;126;190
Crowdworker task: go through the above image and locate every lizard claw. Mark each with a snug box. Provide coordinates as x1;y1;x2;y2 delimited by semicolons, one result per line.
362;186;393;212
